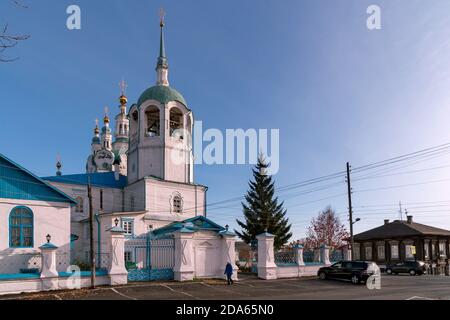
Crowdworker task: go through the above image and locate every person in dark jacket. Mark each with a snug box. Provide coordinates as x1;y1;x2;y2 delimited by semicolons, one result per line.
224;262;234;285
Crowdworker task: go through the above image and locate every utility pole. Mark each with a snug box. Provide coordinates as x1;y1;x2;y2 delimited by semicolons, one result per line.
346;162;354;261
88;175;96;289
399;201;403;221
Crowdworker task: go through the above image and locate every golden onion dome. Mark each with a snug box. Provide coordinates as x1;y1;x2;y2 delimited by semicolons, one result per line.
119;94;128;105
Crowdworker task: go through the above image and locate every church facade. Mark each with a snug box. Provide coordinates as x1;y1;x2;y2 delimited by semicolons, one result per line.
43;19;207;268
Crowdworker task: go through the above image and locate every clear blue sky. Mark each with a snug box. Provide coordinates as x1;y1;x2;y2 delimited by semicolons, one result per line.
3;0;450;239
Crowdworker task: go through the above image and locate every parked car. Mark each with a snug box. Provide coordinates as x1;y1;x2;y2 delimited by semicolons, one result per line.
385;261;426;276
317;260;380;284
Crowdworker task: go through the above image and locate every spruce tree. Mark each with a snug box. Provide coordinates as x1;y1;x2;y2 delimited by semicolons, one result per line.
235;155;292;249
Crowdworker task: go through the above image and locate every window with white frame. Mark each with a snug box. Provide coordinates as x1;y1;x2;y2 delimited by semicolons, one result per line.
377;245;385;260
365;246;372;260
122;219;134;236
424;242;430;259
405;245;414;259
353;243;360;260
439;242;446;257
75;196;84;213
391;244;399;259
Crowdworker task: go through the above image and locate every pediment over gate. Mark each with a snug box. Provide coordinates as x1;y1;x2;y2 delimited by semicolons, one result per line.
198;241;214;247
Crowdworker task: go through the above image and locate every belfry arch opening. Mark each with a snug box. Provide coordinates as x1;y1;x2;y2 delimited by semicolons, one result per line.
145;106;160;137
169;107;183;139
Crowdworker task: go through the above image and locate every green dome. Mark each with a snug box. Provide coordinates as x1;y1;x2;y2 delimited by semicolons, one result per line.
138;85;187;107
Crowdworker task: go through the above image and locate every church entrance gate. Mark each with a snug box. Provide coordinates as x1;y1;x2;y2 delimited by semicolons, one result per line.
124;234;175;282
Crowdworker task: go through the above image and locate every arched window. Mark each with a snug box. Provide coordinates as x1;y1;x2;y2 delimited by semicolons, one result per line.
75;196;84;213
169;107;183;139
145;106;160;137
172;195;182;214
9;206;33;248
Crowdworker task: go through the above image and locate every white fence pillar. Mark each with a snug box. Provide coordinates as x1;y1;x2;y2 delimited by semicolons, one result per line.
40;241;59;291
107;225;128;285
256;232;277;280
174;229;195;281
320;244;331;265
294;244;305;266
220;228;239;281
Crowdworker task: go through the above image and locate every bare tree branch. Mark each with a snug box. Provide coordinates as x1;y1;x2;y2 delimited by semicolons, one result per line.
0;0;30;62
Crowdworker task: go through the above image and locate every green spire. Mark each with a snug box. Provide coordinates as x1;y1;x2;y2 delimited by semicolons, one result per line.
157;11;168;69
159;22;166;58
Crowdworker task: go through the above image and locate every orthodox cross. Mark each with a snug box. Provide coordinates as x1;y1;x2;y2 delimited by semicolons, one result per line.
119;79;127;95
159;7;166;26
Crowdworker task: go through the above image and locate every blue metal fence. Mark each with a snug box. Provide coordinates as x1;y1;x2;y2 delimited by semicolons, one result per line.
125;234;175;282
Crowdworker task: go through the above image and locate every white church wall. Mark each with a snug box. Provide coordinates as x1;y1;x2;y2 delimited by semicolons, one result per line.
124;179;146;212
145;177;206;218
0;198;71;274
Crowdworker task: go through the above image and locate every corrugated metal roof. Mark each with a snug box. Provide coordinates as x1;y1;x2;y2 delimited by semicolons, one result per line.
0;154;77;204
43;172;127;189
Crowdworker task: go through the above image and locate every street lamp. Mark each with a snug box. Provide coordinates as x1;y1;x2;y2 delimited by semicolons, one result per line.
46;234;51;243
114;218;119;227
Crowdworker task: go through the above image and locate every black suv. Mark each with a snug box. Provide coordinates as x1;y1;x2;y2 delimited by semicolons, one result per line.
385;261;426;276
317;261;380;284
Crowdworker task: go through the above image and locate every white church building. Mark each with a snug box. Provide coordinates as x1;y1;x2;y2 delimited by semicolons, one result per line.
0;17;237;287
43;16;239;281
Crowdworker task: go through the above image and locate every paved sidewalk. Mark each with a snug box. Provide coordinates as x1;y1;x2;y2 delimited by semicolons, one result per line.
1;274;450;300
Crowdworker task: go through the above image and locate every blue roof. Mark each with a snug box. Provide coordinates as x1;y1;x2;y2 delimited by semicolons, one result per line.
0;154;77;204
43;172;127;189
152;216;226;236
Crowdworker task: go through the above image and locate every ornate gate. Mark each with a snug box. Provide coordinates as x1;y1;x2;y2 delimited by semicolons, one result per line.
124;234;175;282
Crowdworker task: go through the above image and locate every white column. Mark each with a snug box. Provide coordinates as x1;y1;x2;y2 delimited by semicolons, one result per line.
174;230;195;281
220;231;239;281
320;244;331;265
40;242;59;291
256;232;277;280
294;244;305;266
107;225;128;285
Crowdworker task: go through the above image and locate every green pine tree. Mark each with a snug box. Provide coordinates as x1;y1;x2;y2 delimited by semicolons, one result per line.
235;155;292;249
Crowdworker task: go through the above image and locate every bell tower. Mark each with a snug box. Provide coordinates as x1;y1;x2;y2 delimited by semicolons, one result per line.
127;12;194;185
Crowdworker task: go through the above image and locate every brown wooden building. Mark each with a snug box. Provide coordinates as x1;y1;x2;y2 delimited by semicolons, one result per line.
353;215;450;265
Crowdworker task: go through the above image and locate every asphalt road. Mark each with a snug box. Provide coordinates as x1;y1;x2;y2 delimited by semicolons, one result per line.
2;274;450;300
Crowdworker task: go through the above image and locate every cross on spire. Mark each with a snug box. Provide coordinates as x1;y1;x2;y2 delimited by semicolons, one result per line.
119;79;127;96
159;7;166;27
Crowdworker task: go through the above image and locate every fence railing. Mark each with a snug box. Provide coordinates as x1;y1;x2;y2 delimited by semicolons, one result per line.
330;249;343;262
81;252;111;270
124;236;175;270
0;252;42;274
275;249;296;266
